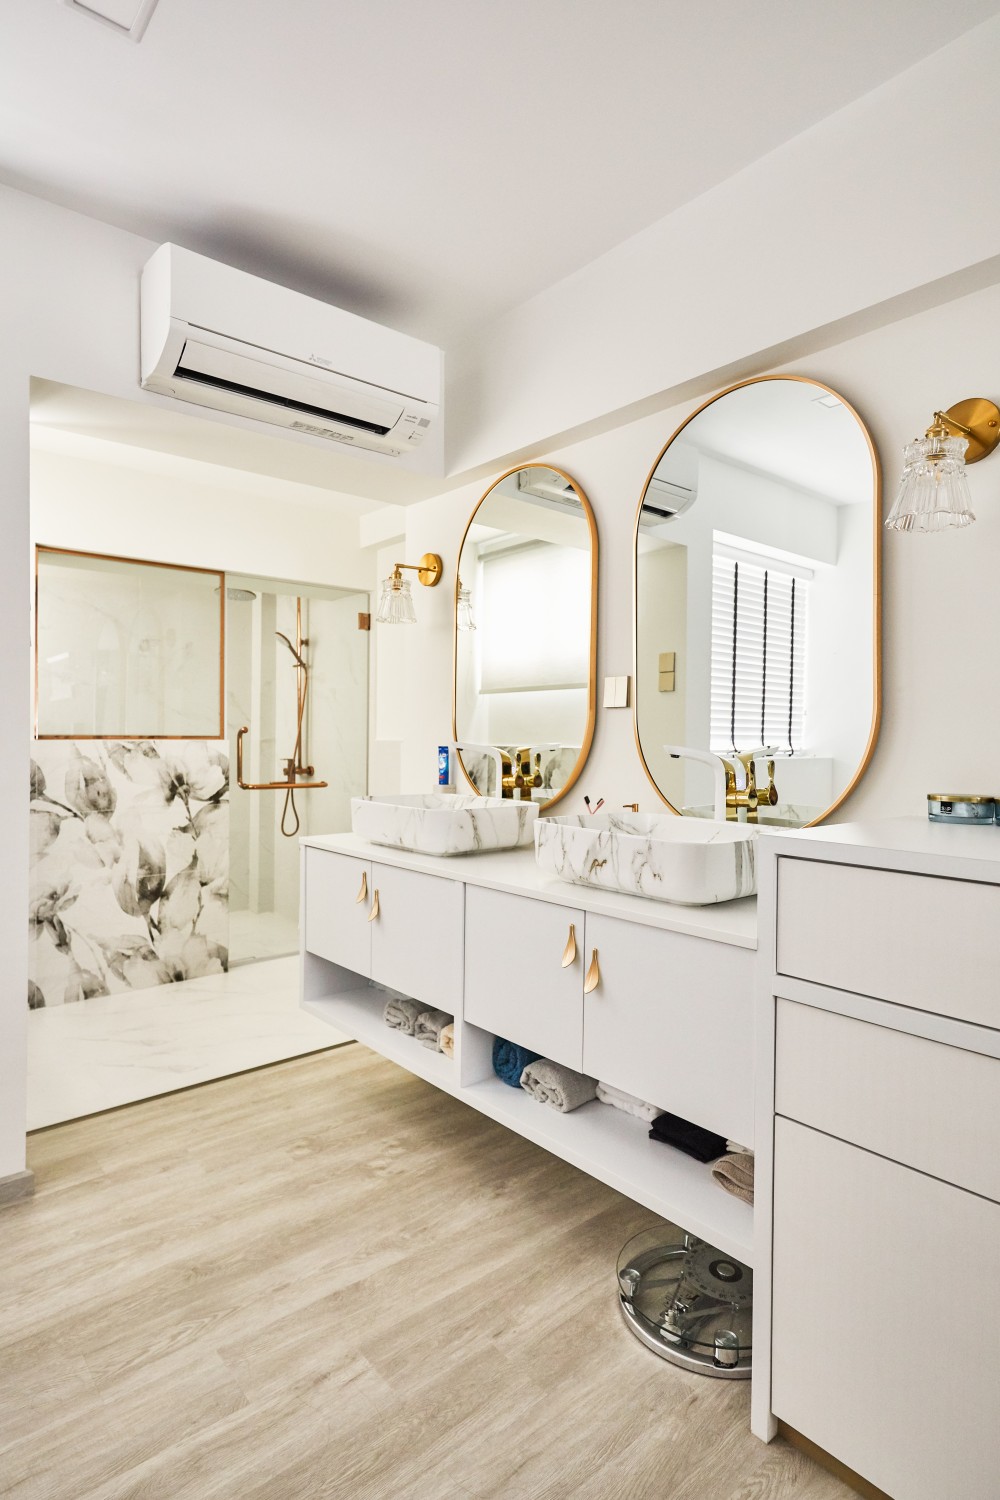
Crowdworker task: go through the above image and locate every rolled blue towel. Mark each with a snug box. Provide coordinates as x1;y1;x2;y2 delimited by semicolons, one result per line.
492;1036;541;1088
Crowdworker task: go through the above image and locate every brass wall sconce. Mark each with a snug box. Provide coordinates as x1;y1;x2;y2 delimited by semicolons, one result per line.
885;398;1000;533
376;553;443;624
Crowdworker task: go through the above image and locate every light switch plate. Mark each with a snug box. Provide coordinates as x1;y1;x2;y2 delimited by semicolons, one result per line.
658;652;676;672
604;675;631;708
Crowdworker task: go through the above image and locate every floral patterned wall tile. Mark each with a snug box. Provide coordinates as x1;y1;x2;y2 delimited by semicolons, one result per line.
29;741;229;1009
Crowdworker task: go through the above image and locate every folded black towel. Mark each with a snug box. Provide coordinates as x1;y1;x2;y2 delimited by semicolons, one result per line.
649;1112;728;1163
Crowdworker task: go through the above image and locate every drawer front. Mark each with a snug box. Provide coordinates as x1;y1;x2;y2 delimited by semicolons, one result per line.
303;850;372;976
369;863;464;1014
775;999;1000;1202
581;915;754;1146
772;1117;1000;1500
777;857;1000;1026
464;888;584;1070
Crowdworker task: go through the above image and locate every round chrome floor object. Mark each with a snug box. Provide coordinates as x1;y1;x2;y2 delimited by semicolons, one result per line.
616;1224;752;1378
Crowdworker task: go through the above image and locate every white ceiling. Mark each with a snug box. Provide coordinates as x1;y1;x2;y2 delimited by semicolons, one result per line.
2;0;997;347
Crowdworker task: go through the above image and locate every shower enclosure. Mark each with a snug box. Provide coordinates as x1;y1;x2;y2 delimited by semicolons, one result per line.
226;573;369;965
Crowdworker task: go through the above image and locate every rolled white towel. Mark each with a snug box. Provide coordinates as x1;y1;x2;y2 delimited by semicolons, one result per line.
726;1140;752;1156
596;1081;662;1123
440;1023;455;1058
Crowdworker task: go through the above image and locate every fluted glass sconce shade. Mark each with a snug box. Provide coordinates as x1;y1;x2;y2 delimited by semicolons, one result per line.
375;553;443;624
456;582;476;632
885;399;1000;535
376;572;417;624
885;433;975;533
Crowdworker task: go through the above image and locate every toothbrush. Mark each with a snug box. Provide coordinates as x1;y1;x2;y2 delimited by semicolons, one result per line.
593;798;605;813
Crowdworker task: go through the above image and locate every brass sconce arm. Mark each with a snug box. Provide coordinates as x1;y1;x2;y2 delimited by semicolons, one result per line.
391;554;443;587
924;399;1000;464
236;726;328;791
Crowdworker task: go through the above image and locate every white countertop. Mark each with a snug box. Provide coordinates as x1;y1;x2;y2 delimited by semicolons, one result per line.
301;832;758;949
763;815;1000;884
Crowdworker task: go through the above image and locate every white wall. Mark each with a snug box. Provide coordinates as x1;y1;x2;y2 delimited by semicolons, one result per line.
391;280;1000;829
30;444;374;589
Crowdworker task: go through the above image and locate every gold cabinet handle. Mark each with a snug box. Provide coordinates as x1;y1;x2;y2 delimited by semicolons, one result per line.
367;889;380;923
561;923;577;968
355;871;368;904
584;949;600;994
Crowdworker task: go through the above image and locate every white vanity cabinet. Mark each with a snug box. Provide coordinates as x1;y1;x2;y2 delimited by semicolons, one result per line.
301;833;758;1266
581;914;753;1147
463;891;754;1146
754;820;1000;1498
303;848;464;1013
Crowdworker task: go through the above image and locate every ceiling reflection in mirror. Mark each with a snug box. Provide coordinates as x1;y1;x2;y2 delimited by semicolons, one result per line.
454;465;597;809
635;376;880;828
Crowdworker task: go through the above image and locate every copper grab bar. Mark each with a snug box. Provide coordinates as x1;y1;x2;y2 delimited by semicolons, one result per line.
236;726;328;791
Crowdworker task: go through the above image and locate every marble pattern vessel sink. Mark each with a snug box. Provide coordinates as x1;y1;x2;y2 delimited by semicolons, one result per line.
351;794;538;856
534;811;756;905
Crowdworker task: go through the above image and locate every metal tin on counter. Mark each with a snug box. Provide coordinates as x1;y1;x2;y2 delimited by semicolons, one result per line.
927;794;996;824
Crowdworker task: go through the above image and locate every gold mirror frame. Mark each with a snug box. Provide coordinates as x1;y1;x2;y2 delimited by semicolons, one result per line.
632;374;882;827
453;462;599;811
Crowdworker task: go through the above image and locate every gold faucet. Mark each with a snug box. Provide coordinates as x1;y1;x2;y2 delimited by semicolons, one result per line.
501;747;544;801
721;752;779;822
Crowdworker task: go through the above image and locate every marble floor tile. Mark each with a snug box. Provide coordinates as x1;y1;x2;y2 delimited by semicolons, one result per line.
27;956;349;1131
229;908;300;964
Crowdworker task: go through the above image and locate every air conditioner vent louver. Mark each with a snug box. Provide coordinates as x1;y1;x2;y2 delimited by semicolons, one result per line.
174;362;392;435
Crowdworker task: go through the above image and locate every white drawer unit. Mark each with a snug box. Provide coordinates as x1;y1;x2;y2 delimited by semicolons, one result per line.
776;856;1000;1026
756;819;1000;1488
300;833;758;1268
775;998;1000;1202
771;1117;1000;1500
582;913;754;1147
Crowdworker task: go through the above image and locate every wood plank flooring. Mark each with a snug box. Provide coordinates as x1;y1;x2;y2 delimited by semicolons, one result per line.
0;1046;853;1500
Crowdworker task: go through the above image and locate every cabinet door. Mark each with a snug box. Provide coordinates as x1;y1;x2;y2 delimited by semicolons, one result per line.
772;1116;1000;1500
464;887;584;1070
580;914;754;1146
303;849;373;977
369;863;464;1015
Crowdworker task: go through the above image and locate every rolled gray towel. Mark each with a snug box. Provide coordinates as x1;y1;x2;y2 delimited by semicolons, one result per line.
596;1081;662;1123
414;1008;452;1050
520;1058;598;1113
384;996;423;1035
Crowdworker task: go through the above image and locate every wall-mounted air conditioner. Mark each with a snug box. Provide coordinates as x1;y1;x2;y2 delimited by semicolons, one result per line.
140;244;442;459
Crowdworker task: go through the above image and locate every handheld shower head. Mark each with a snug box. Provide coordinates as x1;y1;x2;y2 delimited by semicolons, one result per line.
275;630;307;670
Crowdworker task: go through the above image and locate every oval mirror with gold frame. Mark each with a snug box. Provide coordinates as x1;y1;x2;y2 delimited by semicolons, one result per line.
634;374;881;828
454;463;598;810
